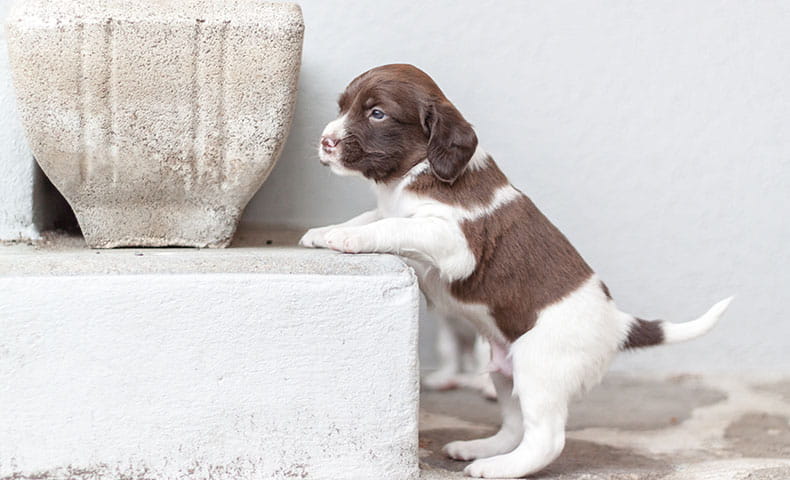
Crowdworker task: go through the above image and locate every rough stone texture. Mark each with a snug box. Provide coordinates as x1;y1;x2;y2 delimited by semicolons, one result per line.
5;0;304;248
0;233;420;480
420;375;790;479
0;229;408;276
0;1;37;241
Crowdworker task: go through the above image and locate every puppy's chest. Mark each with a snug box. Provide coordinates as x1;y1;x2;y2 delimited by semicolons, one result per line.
374;181;421;218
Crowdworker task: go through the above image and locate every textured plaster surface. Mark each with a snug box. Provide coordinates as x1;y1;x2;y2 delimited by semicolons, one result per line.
0;232;420;480
5;0;304;248
420;375;790;479
0;1;37;241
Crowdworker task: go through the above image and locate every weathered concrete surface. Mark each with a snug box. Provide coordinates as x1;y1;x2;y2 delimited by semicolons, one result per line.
0;229;408;276
0;1;37;241
0;231;420;480
420;375;790;479
5;0;304;248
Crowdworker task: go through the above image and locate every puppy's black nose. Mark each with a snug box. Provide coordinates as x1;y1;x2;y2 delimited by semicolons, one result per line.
321;136;339;153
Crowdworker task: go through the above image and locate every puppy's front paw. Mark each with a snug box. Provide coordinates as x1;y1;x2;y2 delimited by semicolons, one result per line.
443;440;482;461
299;228;329;248
464;457;508;478
324;228;367;253
464;453;530;478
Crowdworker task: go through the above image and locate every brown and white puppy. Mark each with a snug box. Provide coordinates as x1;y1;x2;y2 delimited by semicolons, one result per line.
300;64;732;478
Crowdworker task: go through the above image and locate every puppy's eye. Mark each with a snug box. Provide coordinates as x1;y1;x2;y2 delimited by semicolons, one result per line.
370;109;387;120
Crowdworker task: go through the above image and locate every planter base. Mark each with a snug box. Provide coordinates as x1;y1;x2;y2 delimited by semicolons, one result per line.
75;204;241;248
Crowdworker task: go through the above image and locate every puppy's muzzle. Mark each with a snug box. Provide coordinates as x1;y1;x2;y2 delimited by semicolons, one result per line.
321;136;339;154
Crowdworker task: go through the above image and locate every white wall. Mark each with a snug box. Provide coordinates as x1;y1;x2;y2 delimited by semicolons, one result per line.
245;0;790;373
0;0;37;240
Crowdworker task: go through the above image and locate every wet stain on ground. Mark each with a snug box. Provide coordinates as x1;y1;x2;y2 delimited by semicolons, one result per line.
419;425;673;480
755;380;790;404
540;439;672;479
568;375;727;431
725;413;790;458
421;374;728;433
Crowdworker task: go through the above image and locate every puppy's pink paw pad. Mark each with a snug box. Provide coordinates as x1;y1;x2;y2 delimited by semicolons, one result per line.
324;229;364;253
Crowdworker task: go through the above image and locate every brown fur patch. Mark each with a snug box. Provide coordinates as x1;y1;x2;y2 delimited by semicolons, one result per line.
406;155;509;208
450;191;595;341
622;319;665;349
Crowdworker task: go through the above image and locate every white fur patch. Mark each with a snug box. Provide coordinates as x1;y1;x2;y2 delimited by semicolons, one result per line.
464;275;627;478
318;114;364;177
322;113;348;140
466;144;491;171
459;184;522;221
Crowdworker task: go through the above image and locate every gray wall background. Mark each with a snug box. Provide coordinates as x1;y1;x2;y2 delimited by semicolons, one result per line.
246;0;789;373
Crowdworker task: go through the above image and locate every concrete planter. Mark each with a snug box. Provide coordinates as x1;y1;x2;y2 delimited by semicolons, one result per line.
5;0;303;248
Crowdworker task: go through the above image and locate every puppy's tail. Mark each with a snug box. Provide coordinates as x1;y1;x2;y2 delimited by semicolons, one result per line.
619;296;734;350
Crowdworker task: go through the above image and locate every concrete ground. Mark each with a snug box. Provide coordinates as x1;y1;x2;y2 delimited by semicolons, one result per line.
420;374;790;479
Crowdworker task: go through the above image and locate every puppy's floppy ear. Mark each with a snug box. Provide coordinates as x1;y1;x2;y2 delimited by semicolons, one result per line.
421;99;478;184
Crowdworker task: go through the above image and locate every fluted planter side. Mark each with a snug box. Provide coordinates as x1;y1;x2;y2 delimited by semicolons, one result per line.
6;0;304;247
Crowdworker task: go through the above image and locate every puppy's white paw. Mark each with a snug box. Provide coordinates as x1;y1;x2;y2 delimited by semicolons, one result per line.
299;227;329;248
422;370;461;391
442;440;487;461
324;228;367;253
464;455;522;478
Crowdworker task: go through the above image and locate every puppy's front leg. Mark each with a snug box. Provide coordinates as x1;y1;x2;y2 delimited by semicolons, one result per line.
324;217;475;282
299;209;380;248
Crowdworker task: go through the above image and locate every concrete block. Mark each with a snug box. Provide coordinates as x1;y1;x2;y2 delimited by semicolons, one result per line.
5;1;304;248
0;238;420;479
0;2;37;241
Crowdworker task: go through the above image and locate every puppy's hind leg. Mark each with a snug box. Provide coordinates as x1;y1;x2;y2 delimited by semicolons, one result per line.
422;315;463;390
463;346;571;478
470;336;497;400
443;371;523;461
464;280;619;478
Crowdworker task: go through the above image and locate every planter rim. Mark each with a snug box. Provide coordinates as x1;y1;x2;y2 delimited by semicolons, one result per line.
7;0;304;30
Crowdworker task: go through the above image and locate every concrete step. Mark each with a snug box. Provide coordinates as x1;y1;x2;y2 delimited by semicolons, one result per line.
0;230;420;480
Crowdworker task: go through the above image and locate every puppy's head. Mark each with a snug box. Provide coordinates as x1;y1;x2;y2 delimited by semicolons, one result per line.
318;64;478;183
